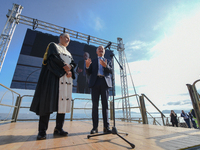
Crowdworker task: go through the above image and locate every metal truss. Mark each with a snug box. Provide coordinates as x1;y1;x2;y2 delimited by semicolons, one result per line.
0;4;23;71
117;38;131;120
18;15;118;50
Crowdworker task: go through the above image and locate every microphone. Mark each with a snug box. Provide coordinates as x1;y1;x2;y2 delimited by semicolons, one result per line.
104;42;112;49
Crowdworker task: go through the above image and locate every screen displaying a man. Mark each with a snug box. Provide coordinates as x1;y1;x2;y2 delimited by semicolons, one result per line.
76;52;90;93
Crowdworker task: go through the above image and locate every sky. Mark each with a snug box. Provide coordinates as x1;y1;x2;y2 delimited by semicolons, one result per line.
0;0;200;114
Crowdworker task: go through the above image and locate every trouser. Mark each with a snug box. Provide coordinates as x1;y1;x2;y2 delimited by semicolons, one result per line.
39;113;65;133
91;77;109;129
185;119;191;128
191;119;197;128
194;118;199;128
172;122;178;127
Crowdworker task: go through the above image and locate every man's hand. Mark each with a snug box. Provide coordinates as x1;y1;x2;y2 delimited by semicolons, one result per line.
66;71;72;78
77;67;83;73
85;58;92;68
100;58;107;67
63;64;71;72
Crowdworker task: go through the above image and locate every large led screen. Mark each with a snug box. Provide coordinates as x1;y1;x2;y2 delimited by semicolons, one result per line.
11;29;115;95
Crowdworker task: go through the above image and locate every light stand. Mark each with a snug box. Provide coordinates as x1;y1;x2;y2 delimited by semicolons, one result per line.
87;45;135;149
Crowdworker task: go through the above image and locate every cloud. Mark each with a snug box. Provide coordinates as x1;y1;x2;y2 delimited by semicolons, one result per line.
126;40;148;50
153;21;164;31
166;101;181;106
125;40;156;61
153;1;200;34
93;17;104;31
114;9;200;112
88;11;104;31
165;99;191;106
77;11;104;31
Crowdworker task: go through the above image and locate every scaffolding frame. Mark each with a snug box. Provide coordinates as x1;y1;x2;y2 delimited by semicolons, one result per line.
117;38;131;120
0;4;23;71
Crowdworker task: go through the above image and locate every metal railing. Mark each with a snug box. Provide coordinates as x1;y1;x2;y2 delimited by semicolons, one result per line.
0;84;143;123
0;83;21;123
1;83;191;128
141;94;166;126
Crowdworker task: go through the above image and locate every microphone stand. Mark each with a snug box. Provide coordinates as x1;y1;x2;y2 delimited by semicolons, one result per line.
87;48;135;149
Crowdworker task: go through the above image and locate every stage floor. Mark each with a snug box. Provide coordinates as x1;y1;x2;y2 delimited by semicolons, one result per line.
0;120;200;150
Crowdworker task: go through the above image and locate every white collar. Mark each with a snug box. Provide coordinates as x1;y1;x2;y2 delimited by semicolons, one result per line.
58;44;66;49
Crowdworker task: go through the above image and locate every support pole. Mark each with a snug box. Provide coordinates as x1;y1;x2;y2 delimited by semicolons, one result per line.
11;96;22;122
70;99;74;121
110;101;113;120
186;84;200;128
139;95;148;124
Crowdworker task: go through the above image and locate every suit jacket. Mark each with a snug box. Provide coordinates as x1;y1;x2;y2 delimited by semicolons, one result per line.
86;58;112;88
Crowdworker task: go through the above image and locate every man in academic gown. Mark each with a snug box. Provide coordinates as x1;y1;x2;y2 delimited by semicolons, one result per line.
85;45;112;134
30;33;76;140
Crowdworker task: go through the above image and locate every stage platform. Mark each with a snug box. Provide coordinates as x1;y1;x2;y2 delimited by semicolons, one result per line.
0;120;200;150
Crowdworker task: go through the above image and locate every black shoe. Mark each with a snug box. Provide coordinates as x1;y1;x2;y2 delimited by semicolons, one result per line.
103;127;112;133
37;132;46;140
54;128;68;136
90;128;98;134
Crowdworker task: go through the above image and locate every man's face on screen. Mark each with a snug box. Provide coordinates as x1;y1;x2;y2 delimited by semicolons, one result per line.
83;52;89;60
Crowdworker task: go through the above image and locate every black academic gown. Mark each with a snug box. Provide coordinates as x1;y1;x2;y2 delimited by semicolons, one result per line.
30;43;76;116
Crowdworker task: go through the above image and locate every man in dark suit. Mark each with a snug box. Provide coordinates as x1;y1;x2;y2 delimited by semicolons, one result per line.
85;45;112;134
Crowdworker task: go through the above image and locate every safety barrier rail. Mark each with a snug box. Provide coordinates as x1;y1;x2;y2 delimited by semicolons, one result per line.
0;83;191;128
0;83;21;123
0;85;142;124
140;94;166;125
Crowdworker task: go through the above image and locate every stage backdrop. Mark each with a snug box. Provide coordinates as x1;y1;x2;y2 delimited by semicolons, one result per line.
11;29;115;95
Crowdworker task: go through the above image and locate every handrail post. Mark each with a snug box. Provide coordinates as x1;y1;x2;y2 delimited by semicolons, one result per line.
161;114;165;126
70;99;74;121
165;117;169;126
11;96;22;122
178;117;180;127
110;101;113;120
139;95;148;124
153;118;156;125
